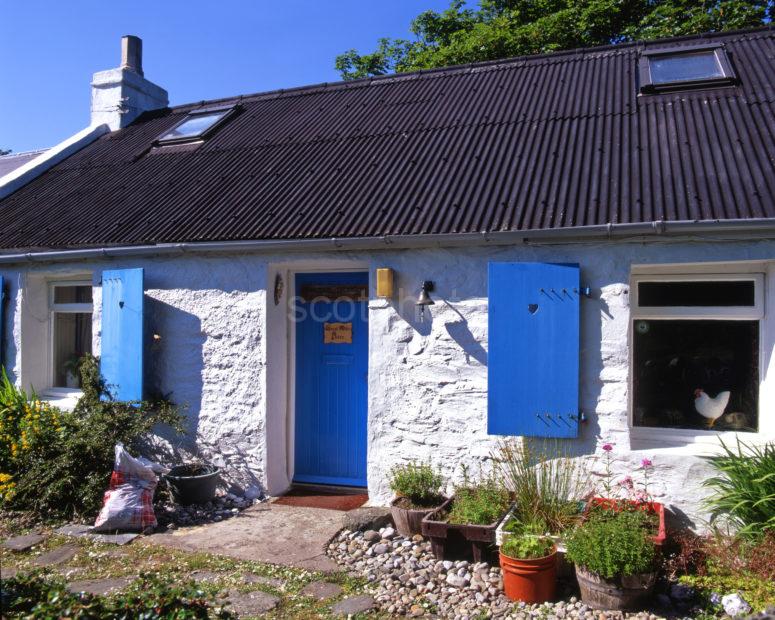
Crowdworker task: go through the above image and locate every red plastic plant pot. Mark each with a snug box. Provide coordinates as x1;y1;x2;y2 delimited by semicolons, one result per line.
584;498;666;546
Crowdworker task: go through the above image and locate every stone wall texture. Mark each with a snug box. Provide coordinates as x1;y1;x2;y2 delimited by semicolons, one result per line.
2;237;774;527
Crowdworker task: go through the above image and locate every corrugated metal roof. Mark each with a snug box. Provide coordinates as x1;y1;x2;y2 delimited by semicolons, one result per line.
0;149;48;179
1;27;773;251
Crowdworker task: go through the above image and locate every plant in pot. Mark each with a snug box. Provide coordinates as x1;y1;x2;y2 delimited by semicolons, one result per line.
165;461;221;506
565;507;658;610
422;467;512;562
499;520;558;603
388;461;445;537
493;438;590;545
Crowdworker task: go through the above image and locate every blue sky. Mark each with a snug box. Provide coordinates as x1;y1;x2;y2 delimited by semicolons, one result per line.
0;1;449;153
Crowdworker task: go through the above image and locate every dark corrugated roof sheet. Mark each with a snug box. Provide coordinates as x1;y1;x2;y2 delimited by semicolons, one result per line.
0;149;48;179
1;28;774;251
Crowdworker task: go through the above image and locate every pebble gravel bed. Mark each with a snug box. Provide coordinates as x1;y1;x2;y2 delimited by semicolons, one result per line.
155;492;258;528
328;527;671;620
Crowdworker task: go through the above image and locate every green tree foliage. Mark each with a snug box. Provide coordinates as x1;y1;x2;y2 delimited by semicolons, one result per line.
335;0;774;79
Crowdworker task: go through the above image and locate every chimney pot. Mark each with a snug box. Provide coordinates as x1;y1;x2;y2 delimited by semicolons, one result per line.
121;35;143;76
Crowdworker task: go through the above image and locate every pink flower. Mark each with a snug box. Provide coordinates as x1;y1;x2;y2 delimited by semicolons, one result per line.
641;458;653;469
602;443;613;452
618;476;634;489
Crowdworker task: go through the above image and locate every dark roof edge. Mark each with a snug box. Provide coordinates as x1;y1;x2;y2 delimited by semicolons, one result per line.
1;218;775;265
167;26;775;114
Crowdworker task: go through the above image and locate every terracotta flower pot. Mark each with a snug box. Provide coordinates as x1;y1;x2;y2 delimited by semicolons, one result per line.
390;497;445;537
499;547;557;604
575;565;656;610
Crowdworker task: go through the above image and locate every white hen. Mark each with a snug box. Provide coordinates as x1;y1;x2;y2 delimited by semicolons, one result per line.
694;389;731;428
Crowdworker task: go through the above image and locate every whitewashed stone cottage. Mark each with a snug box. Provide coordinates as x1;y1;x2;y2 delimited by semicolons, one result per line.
1;30;774;525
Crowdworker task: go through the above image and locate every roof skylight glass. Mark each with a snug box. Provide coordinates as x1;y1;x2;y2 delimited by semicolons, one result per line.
649;50;724;85
156;106;234;144
639;45;736;94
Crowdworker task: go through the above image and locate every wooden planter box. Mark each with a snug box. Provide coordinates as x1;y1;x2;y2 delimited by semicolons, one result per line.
421;497;511;562
583;498;666;546
390;497;446;538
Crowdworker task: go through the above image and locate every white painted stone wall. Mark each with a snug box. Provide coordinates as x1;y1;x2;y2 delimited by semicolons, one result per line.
2;237;774;527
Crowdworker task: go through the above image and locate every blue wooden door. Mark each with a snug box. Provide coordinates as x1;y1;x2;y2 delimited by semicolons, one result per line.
294;272;368;487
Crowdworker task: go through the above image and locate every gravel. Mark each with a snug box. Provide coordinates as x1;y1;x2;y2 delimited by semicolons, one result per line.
327;528;671;619
154;492;258;528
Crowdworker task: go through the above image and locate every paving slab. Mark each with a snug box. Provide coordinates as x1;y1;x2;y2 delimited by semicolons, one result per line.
55;524;138;545
148;503;343;572
34;544;79;566
242;573;285;588
190;570;223;583
2;533;46;552
67;577;133;595
225;589;280;616
331;595;376;616
1;566;18;580
301;580;343;600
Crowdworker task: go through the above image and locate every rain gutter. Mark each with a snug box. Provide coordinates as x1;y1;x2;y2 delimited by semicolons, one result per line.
1;218;775;265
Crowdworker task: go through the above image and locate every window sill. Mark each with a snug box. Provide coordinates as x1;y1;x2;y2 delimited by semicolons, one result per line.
630;425;773;453
41;388;82;412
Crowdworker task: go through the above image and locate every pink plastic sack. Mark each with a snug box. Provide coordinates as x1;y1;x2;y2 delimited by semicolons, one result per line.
93;443;158;532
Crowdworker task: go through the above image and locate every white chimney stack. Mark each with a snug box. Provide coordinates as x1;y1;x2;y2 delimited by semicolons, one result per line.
90;35;168;131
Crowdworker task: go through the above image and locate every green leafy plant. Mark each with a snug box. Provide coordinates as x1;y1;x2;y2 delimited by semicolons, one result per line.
493;438;588;534
565;509;656;579
501;533;555;560
447;467;510;525
388;461;445;508
2;571;235;619
703;438;775;538
1;355;183;520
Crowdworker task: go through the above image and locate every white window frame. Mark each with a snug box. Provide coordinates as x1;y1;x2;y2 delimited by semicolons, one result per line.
47;280;93;395
629;271;766;445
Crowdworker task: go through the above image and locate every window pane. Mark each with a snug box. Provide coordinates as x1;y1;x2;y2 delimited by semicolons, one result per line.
633;320;758;432
159;111;228;141
54;285;92;304
53;312;92;388
638;281;755;307
649;51;723;84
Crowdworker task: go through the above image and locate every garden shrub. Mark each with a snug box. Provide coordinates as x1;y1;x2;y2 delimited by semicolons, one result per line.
2;571;235;619
0;355;183;520
703;438;775;538
666;531;775;611
565;509;656;579
388;461;444;508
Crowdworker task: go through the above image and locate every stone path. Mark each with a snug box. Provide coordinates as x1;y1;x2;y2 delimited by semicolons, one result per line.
34;544;79;567
331;595;377;616
2;533;46;552
148;502;351;572
67;577;134;596
225;589;280;616
300;580;344;600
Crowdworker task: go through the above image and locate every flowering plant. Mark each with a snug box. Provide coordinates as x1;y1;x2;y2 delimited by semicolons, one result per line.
594;442;655;504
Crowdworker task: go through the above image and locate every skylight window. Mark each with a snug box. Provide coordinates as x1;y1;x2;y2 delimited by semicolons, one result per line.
156;105;236;145
639;45;736;94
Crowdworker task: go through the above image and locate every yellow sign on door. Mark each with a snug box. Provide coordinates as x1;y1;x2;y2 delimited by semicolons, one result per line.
324;322;352;344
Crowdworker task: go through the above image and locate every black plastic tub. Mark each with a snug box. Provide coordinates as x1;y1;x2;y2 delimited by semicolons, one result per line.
165;464;221;505
421;497;512;563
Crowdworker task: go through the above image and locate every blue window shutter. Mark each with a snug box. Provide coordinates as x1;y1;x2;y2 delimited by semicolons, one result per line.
100;268;144;401
488;262;580;438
